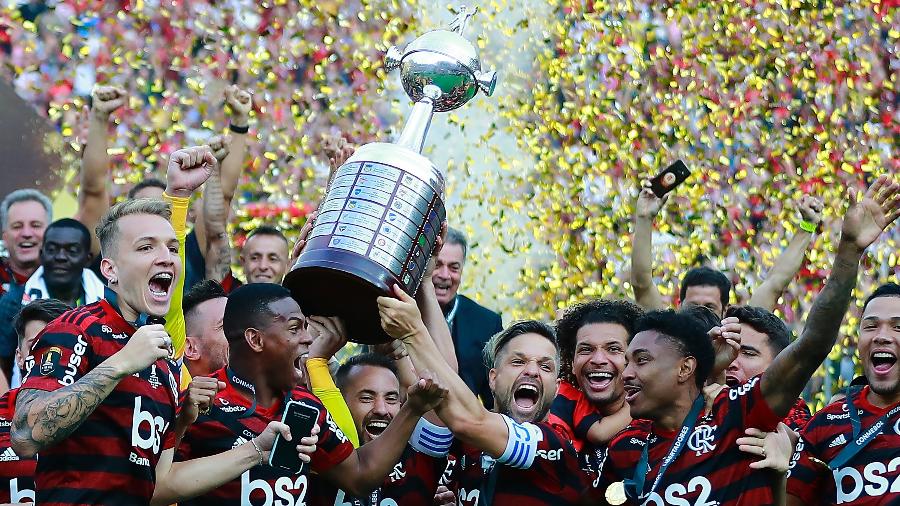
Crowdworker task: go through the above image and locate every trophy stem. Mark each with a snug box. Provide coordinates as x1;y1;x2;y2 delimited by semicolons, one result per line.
396;84;442;154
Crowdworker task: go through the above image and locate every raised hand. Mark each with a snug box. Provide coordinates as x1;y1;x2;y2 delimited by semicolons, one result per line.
322;135;355;183
165;145;217;198
405;372;448;415
635;180;669;219
208;134;232;163
252;421;319;465
798;195;824;225
710;316;742;378
91;85;127;120
377;285;428;342
289;211;317;266
108;324;171;377
179;377;225;426
422;221;448;280
840;175;900;252
225;85;253;126
373;339;409;362
307;316;348;361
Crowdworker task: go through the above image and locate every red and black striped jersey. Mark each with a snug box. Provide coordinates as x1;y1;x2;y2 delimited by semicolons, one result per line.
21;299;179;505
308;444;447;506
445;420;588;506
787;386;900;505
597;376;780;505
176;367;354;506
784;397;812;431
548;380;602;452
0;258;28;296
0;388;36;504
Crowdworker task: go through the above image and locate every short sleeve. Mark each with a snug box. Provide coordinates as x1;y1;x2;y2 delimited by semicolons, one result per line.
786;434;825;504
723;375;779;432
310;406;354;473
21;320;94;393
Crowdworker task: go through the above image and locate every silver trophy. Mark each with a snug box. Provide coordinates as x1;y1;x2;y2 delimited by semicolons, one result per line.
284;7;497;344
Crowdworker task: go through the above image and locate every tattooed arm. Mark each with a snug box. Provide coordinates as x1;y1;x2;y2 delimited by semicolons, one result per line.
203;162;232;282
11;364;124;456
762;176;900;417
11;324;172;456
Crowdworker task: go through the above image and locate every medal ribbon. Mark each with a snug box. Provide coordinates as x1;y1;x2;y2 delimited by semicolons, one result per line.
828;388;900;469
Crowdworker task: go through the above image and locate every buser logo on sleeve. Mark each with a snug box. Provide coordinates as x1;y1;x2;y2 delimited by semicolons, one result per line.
59;335;88;386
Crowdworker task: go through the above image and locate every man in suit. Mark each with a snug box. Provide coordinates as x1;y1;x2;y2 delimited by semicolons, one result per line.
432;227;503;408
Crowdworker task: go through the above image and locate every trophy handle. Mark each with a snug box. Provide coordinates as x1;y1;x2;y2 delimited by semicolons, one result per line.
385;46;403;72
396;85;442;153
475;70;497;96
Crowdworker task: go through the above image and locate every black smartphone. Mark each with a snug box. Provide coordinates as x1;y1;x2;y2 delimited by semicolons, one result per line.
649;160;691;198
269;400;320;472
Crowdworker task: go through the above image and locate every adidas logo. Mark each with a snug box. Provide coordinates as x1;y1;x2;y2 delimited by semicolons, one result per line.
232;436;248;449
829;434;848;448
0;447;19;461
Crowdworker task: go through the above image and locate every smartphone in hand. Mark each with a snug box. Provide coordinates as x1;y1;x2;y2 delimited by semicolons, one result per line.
269;400;320;473
649;160;691;198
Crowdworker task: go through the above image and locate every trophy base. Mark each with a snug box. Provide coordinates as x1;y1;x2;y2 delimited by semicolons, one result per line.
284;248;397;344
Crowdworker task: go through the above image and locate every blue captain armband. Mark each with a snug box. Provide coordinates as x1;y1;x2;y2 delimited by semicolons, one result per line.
410;417;454;457
497;414;543;469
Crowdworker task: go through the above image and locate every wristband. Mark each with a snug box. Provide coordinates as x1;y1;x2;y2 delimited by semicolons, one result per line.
229;123;249;134
798;220;817;234
162;192;190;234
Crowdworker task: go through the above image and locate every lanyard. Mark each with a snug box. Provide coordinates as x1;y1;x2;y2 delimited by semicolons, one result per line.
829;388;900;468
226;366;260;419
625;394;705;502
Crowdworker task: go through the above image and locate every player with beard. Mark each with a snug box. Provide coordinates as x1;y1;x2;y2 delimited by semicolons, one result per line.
550;300;642;454
723;306;810;431
378;289;587;506
305;353;453;506
596;175;900;506
177;283;449;506
787;282;900;505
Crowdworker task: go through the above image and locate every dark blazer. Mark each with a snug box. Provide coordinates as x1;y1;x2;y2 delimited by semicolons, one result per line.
449;294;503;409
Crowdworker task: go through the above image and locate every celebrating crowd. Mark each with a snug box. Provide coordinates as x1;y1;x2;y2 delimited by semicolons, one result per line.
1;1;900;506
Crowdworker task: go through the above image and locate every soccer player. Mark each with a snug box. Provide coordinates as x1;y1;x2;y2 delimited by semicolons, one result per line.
0;299;70;504
306;353;453;505
379;290;588;505
550;299;643;453
787;282;900;505
10;147;311;505
182;280;229;378
177;283;449;505
597;175;900;505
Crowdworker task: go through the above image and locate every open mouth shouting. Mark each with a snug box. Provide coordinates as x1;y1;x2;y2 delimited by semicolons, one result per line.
583;370;615;393
513;381;541;412
363;417;391;440
871;350;897;377
148;272;174;301
725;375;742;387
623;383;642;403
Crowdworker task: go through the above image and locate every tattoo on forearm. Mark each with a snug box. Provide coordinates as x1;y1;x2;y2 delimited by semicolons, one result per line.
12;364;121;453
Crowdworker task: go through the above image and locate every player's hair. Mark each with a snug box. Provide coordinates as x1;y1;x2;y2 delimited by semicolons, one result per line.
483;320;559;371
555;299;643;383
44;218;92;251
223;283;293;342
245;225;288;246
0;188;52;230
335;353;399;391
679;266;731;310
444;227;468;262
679;305;721;333
863;283;900;311
127;178;166;200
184;280;227;335
14;299;72;347
725;305;792;354
95;199;172;258
635;309;714;388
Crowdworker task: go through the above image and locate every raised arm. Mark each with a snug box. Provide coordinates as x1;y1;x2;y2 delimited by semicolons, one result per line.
749;196;823;310
11;325;171;456
630;182;667;310
377;286;510;458
320;375;446;497
762;176;900;417
417;223;458;372
306;315;361;448
74;85;126;256
203;135;233;283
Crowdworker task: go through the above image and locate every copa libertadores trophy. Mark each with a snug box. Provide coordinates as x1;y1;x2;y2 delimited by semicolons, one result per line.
283;7;497;344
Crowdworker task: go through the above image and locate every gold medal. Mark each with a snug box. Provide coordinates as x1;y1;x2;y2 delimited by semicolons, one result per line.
605;481;627;505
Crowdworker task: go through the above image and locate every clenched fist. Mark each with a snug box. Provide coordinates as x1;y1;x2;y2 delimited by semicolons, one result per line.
165;146;217;198
108;324;171;377
91;85;127;120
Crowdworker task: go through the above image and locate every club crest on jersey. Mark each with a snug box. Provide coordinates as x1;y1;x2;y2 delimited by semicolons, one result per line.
39;347;62;376
687;424;717;456
389;462;406;483
148;365;161;389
